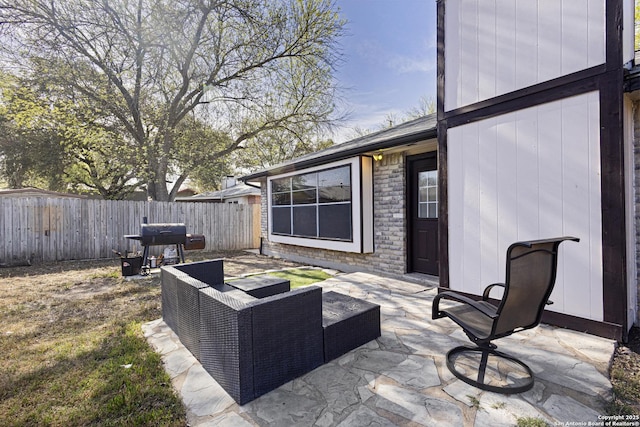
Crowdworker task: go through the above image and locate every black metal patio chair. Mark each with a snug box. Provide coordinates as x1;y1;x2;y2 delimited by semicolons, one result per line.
432;236;579;394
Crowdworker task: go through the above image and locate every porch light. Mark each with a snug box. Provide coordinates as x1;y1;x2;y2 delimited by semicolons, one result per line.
373;151;383;161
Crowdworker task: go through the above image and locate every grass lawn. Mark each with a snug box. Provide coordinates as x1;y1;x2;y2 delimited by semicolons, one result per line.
0;255;331;426
0;260;186;426
608;329;640;415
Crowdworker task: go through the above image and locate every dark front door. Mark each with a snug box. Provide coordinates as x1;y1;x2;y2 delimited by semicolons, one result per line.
408;153;439;275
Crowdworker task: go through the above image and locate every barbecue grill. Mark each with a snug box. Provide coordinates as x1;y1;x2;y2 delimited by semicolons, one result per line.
124;220;205;270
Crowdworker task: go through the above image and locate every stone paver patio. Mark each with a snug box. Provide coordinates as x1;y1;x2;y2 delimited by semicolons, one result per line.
143;271;615;427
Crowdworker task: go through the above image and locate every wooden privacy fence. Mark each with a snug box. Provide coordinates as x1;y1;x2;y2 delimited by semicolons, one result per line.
0;197;260;263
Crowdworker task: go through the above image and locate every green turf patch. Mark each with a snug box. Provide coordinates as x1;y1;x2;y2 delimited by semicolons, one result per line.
267;268;333;289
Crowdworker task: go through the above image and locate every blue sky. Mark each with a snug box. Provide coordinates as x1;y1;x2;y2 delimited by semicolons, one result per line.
332;0;437;143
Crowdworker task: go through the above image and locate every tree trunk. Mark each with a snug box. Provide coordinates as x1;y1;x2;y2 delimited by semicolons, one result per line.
146;156;170;202
169;174;188;201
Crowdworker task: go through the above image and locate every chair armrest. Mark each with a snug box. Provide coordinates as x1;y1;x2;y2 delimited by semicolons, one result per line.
482;283;505;301
432;291;499;320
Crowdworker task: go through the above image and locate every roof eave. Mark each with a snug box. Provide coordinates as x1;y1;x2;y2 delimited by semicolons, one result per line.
624;64;640;94
241;127;437;182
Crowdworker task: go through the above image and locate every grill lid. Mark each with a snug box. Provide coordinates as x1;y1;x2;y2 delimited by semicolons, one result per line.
139;223;187;245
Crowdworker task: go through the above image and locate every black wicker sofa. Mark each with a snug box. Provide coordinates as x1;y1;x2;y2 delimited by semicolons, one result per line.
161;259;380;405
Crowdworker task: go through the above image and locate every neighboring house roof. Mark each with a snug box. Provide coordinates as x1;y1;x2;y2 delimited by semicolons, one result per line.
0;188;87;198
175;183;261;202
241;113;437;181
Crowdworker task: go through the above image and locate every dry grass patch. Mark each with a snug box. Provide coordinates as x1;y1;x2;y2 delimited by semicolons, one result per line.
608;327;640;415
0;259;185;426
0;251;304;425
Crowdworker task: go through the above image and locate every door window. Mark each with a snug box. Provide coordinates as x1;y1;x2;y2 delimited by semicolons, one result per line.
418;170;438;219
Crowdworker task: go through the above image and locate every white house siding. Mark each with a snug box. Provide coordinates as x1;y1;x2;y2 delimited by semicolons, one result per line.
623;0;635;64
447;92;604;321
444;0;606;112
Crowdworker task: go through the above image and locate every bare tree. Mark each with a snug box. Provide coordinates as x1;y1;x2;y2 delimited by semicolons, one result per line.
349;95;435;139
404;95;436;119
0;0;344;200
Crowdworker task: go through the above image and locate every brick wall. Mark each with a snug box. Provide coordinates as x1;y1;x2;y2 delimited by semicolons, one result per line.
259;153;408;276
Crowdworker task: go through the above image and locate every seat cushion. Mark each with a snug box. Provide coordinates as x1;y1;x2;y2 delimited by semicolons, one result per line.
442;301;497;341
322;291;381;362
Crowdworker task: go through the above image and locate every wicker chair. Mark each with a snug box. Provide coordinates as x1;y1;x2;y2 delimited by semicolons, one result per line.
199;285;324;404
432;236;579;394
161;260;225;361
170;259;224;286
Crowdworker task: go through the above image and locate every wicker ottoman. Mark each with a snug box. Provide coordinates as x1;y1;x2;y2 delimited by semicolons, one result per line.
227;275;290;298
322;291;381;362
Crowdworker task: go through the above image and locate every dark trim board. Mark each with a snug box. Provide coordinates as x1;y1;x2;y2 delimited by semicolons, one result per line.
605;0;623;71
599;71;627;331
443;65;606;125
436;0;629;340
601;0;627;337
436;0;448;289
437;121;449;289
541;310;622;342
436;0;445;123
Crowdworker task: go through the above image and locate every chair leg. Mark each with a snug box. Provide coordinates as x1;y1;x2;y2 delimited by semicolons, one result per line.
446;345;534;394
476;348;489;385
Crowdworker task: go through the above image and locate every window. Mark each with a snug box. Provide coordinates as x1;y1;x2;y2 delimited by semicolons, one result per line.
267;157;373;253
271;165;352;241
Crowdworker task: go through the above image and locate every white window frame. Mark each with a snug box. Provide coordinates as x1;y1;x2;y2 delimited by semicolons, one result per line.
267;156;374;253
